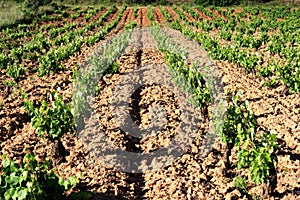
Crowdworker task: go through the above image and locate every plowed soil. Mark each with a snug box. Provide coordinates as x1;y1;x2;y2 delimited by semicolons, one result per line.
153;7;166;23
165;7;179;20
0;6;299;200
127;7;135;22
115;8;130;32
136;7;151;27
179;8;195;22
208;8;227;20
194;8;212;20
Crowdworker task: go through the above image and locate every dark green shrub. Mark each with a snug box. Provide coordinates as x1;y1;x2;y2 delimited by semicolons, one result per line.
0;153;77;200
24;0;52;14
24;91;75;140
195;0;240;6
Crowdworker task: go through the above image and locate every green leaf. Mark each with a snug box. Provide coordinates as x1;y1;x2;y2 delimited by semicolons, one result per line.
4;188;15;200
2;159;12;169
234;177;247;190
59;176;78;190
5;173;20;186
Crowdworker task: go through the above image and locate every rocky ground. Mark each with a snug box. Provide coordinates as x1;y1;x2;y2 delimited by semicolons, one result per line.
0;6;299;200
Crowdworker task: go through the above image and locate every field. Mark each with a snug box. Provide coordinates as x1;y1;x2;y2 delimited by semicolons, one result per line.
0;3;299;200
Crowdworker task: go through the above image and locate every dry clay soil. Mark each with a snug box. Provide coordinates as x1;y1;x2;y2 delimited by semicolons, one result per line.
0;6;300;200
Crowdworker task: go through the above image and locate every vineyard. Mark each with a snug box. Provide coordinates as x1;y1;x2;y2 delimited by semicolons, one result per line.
0;2;299;200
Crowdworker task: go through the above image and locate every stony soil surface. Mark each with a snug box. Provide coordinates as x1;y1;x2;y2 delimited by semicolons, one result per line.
0;6;299;200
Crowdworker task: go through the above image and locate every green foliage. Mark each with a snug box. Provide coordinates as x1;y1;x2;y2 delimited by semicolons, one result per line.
72;27;131;129
104;62;119;76
133;6;139;18
164;51;211;108
159;6;171;22
147;5;154;21
151;25;211;109
6;64;25;80
258;55;300;94
38;38;83;76
249;132;278;184
71;6;81;11
234;176;247;191
0;53;10;69
24;91;75;140
84;9;97;21
181;5;199;19
219;29;232;41
0;153;77;200
222;96;256;147
173;5;187;21
24;0;52;14
195;0;240;6
222;94;278;184
124;21;137;30
3;80;16;88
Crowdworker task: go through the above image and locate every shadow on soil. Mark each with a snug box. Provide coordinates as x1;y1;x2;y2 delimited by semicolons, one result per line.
277;138;300;161
69;173;147;200
273;187;300;198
